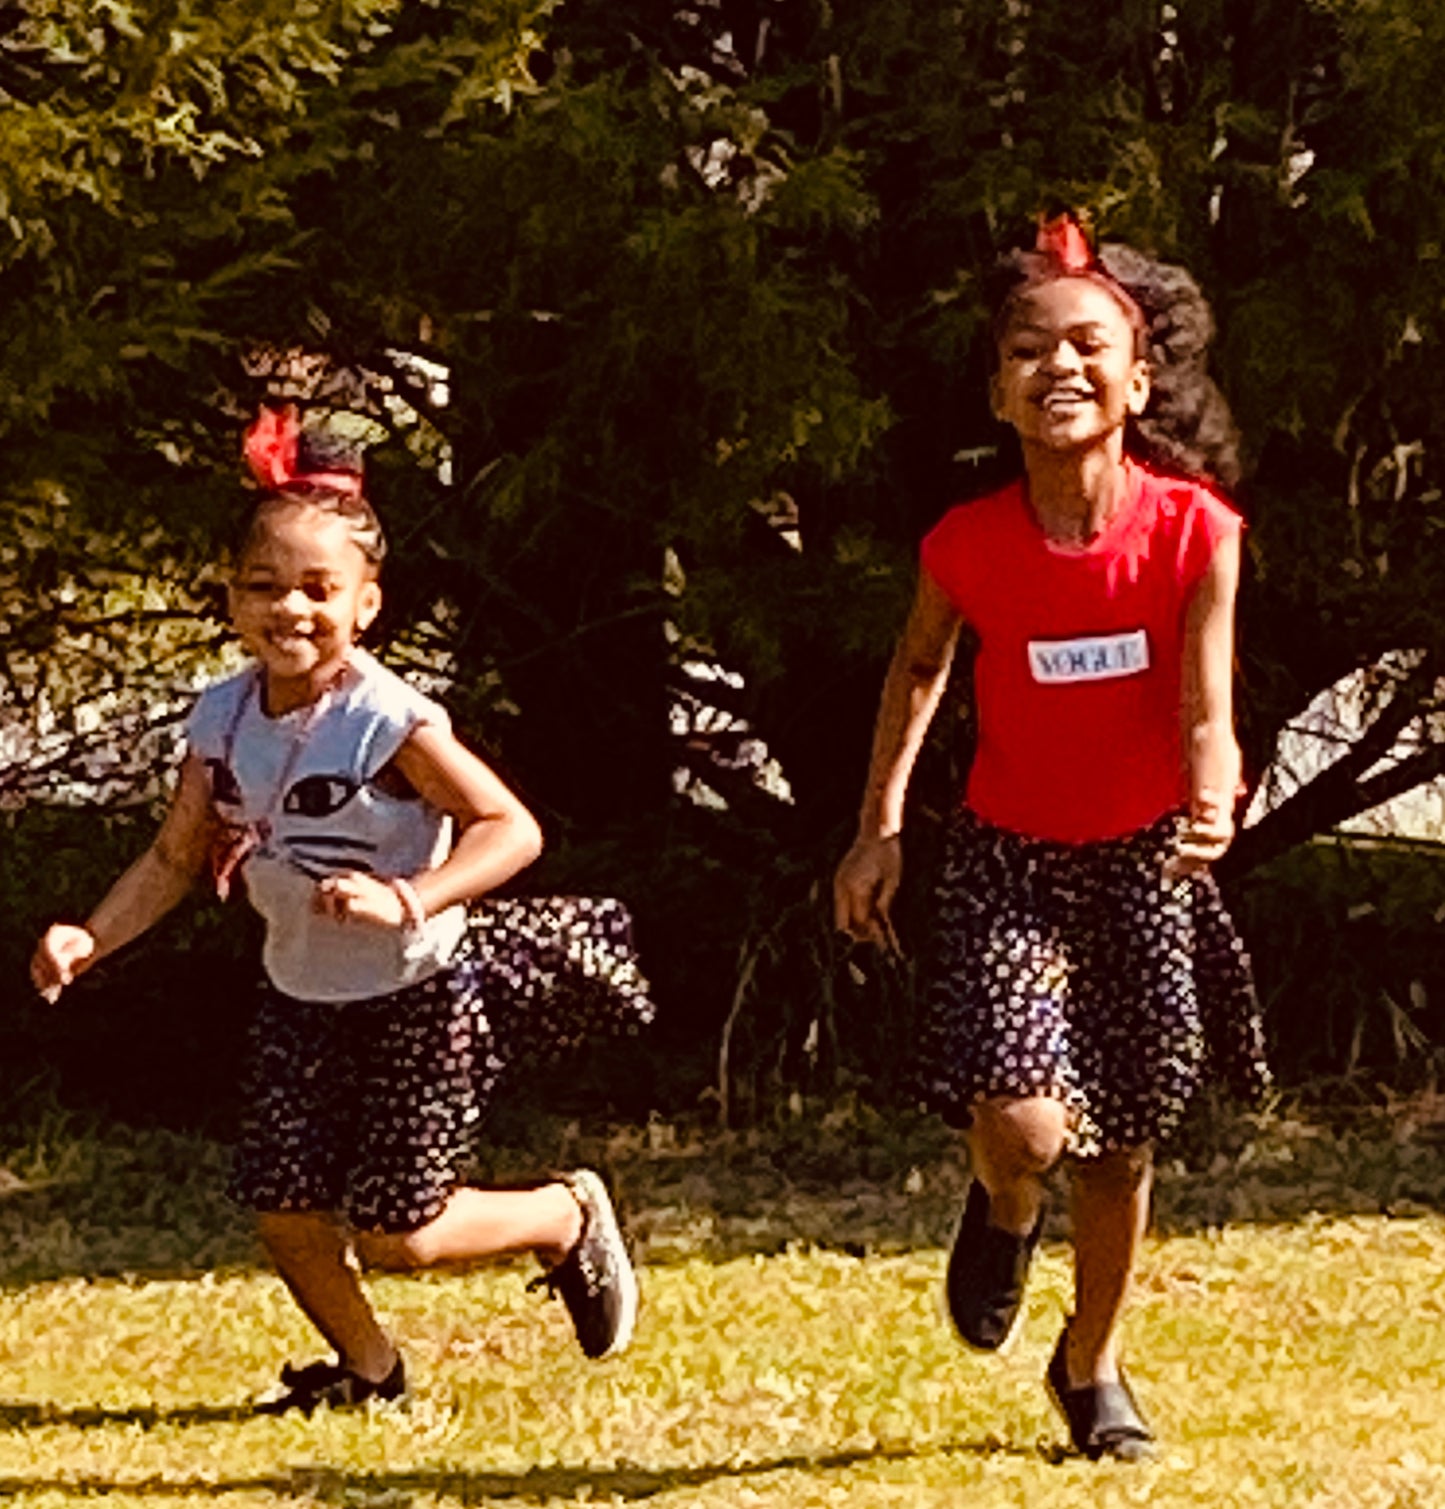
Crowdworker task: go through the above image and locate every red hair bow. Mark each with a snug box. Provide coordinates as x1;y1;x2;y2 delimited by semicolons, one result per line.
243;404;363;495
1036;213;1095;272
243;405;301;490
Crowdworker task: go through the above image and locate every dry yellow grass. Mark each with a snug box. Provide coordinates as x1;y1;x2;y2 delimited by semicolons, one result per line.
0;1219;1442;1506
0;1097;1443;1506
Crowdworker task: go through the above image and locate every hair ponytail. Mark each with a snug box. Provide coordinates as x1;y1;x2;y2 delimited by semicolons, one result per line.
1096;243;1241;490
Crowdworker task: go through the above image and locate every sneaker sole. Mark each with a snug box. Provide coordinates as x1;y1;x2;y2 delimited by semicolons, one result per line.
570;1167;639;1357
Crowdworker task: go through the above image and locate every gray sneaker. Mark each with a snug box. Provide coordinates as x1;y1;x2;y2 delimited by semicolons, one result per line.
530;1168;639;1358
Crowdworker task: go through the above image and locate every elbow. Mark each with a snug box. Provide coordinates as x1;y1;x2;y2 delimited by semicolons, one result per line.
513;811;544;867
898;649;950;686
459;807;544;873
150;837;205;891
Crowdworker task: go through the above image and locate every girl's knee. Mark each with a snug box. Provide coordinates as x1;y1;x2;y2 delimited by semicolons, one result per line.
1074;1143;1154;1192
256;1209;337;1257
354;1221;440;1271
972;1096;1069;1175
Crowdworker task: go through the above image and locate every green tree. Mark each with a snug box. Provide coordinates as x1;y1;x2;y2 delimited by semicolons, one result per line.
3;0;1443;1112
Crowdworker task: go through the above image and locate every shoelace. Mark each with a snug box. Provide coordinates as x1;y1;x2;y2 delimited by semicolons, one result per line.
528;1246;603;1299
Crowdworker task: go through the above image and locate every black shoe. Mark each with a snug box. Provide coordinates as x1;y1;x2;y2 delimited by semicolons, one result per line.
529;1168;638;1359
1045;1325;1156;1461
943;1179;1045;1350
254;1353;406;1417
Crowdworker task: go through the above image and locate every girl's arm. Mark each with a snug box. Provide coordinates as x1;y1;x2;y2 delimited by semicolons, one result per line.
833;570;963;945
1170;526;1243;876
312;723;543;926
29;754;218;1002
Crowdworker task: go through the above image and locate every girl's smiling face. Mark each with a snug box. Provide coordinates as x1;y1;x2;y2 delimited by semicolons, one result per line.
229;500;380;708
992;278;1150;454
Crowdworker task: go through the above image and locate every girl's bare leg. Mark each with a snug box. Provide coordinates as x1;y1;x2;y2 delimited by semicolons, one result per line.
257;1211;397;1383
258;1185;584;1382
356;1184;583;1272
966;1096;1069;1233
1067;1145;1153;1385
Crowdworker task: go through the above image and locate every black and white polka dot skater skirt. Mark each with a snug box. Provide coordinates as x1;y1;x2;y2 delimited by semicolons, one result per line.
914;809;1269;1157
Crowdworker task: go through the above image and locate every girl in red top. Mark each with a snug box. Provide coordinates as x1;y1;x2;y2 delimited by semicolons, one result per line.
834;217;1268;1461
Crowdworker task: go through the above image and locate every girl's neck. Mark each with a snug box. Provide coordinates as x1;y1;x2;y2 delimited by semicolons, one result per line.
259;653;353;718
1021;437;1133;547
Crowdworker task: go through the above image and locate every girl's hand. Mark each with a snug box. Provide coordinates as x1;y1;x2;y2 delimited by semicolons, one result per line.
30;925;98;1004
312;871;409;929
1164;791;1235;880
833;835;903;950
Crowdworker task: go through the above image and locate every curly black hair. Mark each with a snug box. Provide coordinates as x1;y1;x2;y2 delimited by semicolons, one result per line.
989;238;1241;490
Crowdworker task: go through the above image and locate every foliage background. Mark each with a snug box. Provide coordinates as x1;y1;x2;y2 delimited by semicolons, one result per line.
2;0;1444;1131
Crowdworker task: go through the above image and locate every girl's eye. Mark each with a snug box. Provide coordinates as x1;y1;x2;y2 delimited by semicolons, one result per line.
303;582;335;603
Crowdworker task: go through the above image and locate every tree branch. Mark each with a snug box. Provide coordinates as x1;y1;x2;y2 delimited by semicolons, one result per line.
1222;674;1443;882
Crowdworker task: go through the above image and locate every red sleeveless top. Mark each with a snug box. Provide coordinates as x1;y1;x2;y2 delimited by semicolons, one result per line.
920;461;1242;843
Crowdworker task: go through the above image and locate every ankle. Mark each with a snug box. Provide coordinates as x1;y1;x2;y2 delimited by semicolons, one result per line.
347;1338;400;1386
985;1179;1043;1236
1065;1328;1120;1388
534;1181;585;1271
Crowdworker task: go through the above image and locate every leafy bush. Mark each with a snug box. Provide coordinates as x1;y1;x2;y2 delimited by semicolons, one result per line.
1230;837;1445;1081
5;0;1445;1128
0;804;257;1136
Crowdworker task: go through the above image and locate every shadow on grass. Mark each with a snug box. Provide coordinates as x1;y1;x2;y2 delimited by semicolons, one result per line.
3;1091;1445;1288
0;1399;257;1430
0;1439;1072;1501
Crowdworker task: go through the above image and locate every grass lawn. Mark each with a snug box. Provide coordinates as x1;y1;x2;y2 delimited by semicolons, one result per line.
0;1095;1443;1507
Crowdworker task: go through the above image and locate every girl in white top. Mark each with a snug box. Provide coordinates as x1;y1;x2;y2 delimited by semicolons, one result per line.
30;408;650;1413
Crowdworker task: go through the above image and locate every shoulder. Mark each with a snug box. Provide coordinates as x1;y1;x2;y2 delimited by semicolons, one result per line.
345;648;446;712
927;478;1025;539
1135;467;1243;594
184;662;256;751
342;650;451;731
1138;466;1242;536
921;479;1025;569
920;480;1026;616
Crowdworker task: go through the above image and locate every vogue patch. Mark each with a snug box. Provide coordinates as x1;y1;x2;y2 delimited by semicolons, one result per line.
1027;629;1150;684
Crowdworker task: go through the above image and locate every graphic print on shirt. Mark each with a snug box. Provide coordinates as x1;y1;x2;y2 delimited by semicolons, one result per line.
206;759;379;879
187;651;467;1000
1027;628;1150;684
282;771;379;879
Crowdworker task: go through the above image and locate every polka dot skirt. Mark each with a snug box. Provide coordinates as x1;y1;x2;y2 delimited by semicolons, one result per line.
915;810;1269;1158
230;896;653;1233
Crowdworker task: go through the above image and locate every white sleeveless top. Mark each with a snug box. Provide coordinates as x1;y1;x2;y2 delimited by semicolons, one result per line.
186;650;468;1002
